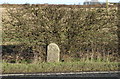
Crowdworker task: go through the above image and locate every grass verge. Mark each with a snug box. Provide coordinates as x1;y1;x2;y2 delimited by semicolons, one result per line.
2;62;120;74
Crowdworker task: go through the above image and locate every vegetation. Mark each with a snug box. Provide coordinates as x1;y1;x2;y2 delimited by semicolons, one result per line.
3;61;120;74
2;5;119;63
1;4;120;73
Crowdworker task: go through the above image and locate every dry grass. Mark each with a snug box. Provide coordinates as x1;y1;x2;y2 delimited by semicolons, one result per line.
3;61;119;74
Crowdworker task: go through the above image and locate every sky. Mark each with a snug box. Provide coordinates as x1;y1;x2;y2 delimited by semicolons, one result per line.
0;0;119;5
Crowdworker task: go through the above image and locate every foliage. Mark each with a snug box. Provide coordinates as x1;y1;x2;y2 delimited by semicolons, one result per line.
2;5;119;62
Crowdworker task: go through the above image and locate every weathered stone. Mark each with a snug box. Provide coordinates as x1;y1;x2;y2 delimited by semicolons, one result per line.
47;43;60;62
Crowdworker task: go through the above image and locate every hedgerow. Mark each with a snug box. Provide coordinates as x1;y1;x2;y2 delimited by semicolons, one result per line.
2;4;119;63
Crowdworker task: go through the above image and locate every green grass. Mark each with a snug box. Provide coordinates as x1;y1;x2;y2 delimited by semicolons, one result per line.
2;61;120;74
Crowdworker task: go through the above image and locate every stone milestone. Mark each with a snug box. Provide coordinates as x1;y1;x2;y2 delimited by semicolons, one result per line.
47;43;60;62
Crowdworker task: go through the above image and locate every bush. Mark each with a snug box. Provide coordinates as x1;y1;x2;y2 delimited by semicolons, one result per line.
2;5;119;62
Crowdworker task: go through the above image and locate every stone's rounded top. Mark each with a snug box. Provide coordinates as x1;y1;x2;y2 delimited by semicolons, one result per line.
48;43;60;51
48;43;59;48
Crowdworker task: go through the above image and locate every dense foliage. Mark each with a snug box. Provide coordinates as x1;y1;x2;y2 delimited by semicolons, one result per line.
2;5;119;63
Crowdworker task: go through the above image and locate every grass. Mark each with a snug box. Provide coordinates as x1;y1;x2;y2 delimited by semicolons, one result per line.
2;61;120;74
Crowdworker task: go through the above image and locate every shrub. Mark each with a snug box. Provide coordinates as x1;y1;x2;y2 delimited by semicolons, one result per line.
2;5;119;62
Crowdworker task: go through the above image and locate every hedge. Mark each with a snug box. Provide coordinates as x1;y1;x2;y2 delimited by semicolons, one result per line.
2;4;119;63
